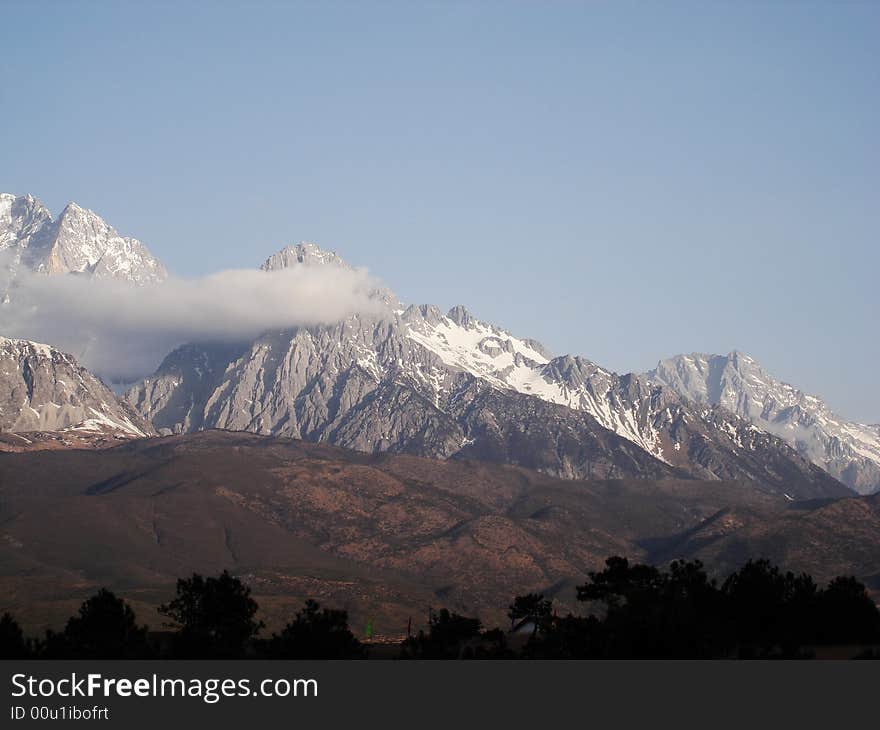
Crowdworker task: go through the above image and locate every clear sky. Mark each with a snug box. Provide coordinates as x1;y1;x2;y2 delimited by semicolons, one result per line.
2;1;878;421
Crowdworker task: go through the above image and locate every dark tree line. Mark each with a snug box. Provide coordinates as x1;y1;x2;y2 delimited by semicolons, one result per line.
2;559;878;659
403;558;880;659
1;570;363;660
524;557;880;658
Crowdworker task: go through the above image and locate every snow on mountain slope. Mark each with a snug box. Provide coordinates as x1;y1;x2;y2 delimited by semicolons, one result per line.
0;194;53;256
0;193;167;289
403;305;668;461
647;352;880;494
404;305;551;391
0;336;151;437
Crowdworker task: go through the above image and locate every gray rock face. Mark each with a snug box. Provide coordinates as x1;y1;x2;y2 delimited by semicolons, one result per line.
0;193;167;295
127;326;680;482
0;336;152;437
647;353;880;494
125;245;849;499
261;242;350;271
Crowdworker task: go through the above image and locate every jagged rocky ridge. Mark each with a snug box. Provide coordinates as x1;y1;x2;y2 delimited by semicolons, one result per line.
0;193;166;298
0;336;151;441
125;243;848;499
647;352;880;495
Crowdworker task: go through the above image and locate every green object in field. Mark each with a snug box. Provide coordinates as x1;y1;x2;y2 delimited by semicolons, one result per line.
365;619;374;640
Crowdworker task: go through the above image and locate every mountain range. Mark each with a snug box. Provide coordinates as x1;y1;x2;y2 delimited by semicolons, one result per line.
2;192;879;634
1;192;878;497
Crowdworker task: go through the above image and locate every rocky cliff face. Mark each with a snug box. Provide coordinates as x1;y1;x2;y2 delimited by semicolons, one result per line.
0;336;151;439
647;352;880;494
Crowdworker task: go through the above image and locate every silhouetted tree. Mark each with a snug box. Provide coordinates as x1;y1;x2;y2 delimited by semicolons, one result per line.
721;559;815;657
780;572;820;655
573;557;731;657
523;614;608;658
264;600;363;659
402;609;482;659
159;571;263;658
472;627;516;659
577;556;665;612
42;589;151;659
507;593;552;635
576;556;668;657
658;559;728;657
817;576;880;645
0;613;31;659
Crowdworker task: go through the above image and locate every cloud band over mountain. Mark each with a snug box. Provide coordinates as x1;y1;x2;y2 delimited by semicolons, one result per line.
0;261;386;382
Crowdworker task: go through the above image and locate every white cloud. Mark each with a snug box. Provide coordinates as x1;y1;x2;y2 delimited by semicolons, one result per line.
0;263;387;382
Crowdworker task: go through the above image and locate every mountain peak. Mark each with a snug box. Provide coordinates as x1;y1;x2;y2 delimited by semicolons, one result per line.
260;242;350;271
446;304;474;327
60;200;88;214
55;200;111;233
726;350;757;367
0;335;55;358
1;193;167;285
401;303;444;326
0;192;50;220
648;351;880;494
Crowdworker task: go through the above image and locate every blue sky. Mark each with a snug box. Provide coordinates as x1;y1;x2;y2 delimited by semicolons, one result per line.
2;1;878;421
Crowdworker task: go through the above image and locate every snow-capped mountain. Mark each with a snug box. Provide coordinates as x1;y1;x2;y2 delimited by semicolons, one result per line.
0;189;860;499
125;243;848;499
404;305;671;459
0;193;167;295
647;352;880;494
261;242;351;271
0;336;151;439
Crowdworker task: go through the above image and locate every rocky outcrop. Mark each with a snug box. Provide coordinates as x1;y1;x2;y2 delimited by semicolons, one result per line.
0;336;151;438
